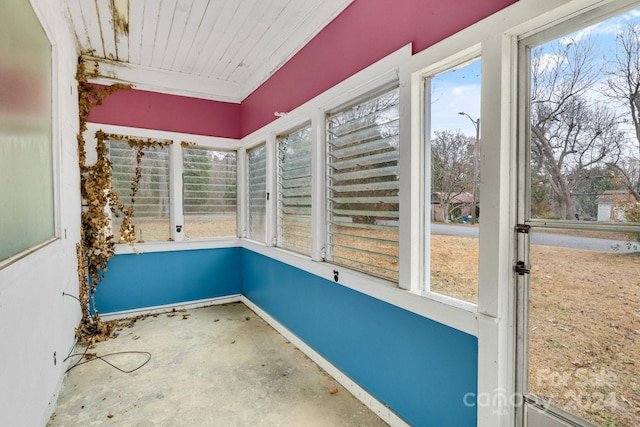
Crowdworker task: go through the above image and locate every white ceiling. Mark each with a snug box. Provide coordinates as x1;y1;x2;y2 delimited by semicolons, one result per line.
64;0;354;102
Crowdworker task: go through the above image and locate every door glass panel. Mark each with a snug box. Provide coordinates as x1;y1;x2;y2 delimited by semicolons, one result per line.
528;11;640;227
524;7;640;426
528;229;639;427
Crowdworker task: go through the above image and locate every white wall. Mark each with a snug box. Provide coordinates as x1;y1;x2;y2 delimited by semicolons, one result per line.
0;0;81;425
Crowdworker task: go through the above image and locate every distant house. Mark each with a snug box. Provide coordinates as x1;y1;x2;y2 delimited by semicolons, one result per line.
431;192;474;222
596;190;638;222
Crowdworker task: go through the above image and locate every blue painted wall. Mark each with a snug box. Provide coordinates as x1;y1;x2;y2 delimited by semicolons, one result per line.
95;246;478;425
94;247;242;314
242;249;478;427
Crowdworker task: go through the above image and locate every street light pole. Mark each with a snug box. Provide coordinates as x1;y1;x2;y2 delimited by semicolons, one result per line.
458;112;480;225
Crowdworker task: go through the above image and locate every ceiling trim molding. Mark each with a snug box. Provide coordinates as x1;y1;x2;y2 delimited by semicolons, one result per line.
83;56;243;103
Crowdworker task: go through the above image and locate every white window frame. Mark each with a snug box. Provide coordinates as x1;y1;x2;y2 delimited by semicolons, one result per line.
85;123;240;253
411;47;482;311
241;45;478;335
276;122;313;256
245;140;269;245
108;136;172;242
324;85;401;282
181;145;238;240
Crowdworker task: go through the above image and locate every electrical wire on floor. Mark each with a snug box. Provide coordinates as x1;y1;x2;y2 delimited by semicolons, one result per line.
65;348;151;374
62;292;152;374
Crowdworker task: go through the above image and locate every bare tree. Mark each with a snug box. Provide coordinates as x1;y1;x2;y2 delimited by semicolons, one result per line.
431;130;474;221
605;22;640;202
531;38;623;219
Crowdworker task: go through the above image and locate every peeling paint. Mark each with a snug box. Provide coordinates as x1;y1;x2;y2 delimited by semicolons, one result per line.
110;0;129;36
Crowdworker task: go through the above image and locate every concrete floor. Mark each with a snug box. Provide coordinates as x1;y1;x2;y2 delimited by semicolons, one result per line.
48;303;388;426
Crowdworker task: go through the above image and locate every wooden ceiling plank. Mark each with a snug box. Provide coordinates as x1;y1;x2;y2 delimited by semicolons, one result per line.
171;0;211;71
180;0;231;75
70;0;105;58
139;0;162;67
238;0;354;96
233;0;309;85
65;0;91;55
127;0;144;64
193;0;252;77
95;0;118;60
159;0;192;70
150;0;179;69
213;0;284;80
112;0;129;62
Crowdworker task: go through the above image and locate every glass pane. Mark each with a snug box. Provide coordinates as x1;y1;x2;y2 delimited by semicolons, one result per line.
525;9;640;426
327;88;400;281
248;144;267;242
0;1;54;261
529;10;640;227
528;228;640;426
278;125;312;256
427;57;481;303
183;147;237;239
110;140;171;242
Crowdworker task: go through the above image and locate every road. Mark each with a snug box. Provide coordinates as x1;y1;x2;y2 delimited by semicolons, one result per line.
431;223;639;253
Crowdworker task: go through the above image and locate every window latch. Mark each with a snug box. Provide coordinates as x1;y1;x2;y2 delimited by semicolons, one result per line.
515;224;531;234
514;261;530;276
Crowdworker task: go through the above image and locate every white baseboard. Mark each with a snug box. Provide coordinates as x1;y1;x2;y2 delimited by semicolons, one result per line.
99;294;242;321
240;295;409;427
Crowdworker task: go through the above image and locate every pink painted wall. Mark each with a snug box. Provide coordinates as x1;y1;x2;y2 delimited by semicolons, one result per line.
88;86;242;139
240;0;516;136
88;0;516;139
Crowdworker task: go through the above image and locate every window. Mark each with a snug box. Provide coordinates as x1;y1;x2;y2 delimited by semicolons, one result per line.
277;125;312;256
109;139;171;242
183;146;237;239
1;0;54;262
326;87;400;281
247;143;267;242
424;57;481;304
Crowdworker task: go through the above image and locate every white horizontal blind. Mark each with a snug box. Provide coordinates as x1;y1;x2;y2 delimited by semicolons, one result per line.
278;125;312;256
183;147;237;238
248;144;267;242
109;140;170;242
326;88;400;281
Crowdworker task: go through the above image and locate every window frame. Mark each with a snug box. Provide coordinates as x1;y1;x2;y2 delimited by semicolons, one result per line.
414;48;482;310
325;85;401;282
85;123;240;252
246;141;268;244
181;144;238;240
276;123;313;256
108;136;172;243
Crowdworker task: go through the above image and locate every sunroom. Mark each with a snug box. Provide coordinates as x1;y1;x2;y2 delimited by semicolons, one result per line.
2;0;640;426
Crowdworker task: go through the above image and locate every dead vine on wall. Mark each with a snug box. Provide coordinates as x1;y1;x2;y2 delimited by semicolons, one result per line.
75;60;170;343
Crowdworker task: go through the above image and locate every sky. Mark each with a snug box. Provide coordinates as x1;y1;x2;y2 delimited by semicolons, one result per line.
427;6;640;140
430;58;481;138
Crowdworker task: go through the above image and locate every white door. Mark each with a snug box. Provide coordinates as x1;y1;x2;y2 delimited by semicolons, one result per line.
516;3;640;426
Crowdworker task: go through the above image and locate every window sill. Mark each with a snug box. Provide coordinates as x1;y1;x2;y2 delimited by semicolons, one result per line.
114;238;242;255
